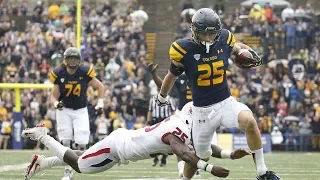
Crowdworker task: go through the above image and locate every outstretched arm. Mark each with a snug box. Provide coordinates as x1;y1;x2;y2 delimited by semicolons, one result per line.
148;63;163;89
163;134;230;178
211;144;251;159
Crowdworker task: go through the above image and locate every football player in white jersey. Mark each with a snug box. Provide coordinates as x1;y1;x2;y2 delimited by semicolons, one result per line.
22;111;250;180
148;62;220;178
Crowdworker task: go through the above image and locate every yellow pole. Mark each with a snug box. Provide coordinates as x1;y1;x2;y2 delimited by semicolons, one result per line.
14;88;21;112
0;83;53;89
0;83;53;112
76;0;82;50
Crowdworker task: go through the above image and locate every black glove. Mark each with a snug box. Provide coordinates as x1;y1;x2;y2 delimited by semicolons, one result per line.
95;108;103;116
54;101;64;110
147;63;159;73
242;49;263;68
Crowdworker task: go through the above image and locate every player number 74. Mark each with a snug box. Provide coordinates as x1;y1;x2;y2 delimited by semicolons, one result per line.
65;84;81;97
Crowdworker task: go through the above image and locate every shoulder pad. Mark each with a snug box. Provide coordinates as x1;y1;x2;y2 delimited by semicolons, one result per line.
48;67;62;84
169;38;194;62
80;64;96;78
220;29;236;47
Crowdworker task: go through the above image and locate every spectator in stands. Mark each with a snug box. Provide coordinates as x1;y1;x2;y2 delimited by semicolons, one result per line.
271;126;283;145
214;0;225;15
295;5;306;17
285;124;299;151
284;18;297;49
296;20;307;51
304;3;313;16
48;2;60;20
182;0;194;10
311;114;320;151
264;3;273;23
281;5;294;22
299;116;312;151
0;112;11;149
95;113;110;141
277;96;288;117
105;57;120;81
0;100;7;123
249;3;265;23
232;16;243;33
273;19;286;54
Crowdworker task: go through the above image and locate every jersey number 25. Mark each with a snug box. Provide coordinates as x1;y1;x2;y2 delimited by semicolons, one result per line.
145;117;188;143
197;60;224;86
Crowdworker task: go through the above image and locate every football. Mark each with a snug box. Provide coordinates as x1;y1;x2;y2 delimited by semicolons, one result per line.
234;49;253;68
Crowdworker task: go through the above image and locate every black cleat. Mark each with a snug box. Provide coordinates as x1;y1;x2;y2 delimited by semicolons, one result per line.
152;161;158;166
152;157;158;166
160;163;166;167
257;171;282;180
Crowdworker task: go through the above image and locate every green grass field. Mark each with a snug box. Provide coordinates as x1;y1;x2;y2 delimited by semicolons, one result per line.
0;150;319;180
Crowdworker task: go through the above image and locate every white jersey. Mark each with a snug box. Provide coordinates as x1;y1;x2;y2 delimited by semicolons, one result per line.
111;114;191;162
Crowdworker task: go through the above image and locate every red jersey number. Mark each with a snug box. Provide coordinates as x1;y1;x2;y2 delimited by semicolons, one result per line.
172;127;188;143
145;117;188;143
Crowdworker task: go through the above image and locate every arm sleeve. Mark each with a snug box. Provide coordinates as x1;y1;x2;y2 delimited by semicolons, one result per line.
169;40;187;62
48;69;59;84
86;65;97;80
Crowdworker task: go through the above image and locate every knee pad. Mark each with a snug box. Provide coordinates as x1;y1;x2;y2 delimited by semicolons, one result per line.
61;140;73;148
76;144;87;151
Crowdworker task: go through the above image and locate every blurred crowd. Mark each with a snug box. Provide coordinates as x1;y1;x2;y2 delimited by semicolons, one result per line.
0;0;319;152
178;0;320;151
0;0;151;149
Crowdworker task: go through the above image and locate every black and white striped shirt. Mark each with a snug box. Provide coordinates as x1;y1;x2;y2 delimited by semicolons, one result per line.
149;96;176;121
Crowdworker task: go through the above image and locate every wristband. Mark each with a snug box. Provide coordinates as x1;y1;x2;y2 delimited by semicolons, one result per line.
205;164;213;172
197;159;213;172
221;150;232;159
157;93;167;102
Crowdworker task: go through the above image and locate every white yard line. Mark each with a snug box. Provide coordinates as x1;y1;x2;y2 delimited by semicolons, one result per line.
0;163;29;173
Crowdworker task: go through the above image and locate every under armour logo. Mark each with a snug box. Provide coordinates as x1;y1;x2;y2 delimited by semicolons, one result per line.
79;77;83;80
217;49;223;53
199;119;205;123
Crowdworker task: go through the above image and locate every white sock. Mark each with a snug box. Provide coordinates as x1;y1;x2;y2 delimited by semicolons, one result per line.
39;135;69;160
181;175;191;180
252;148;268;176
44;156;66;168
178;160;185;170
